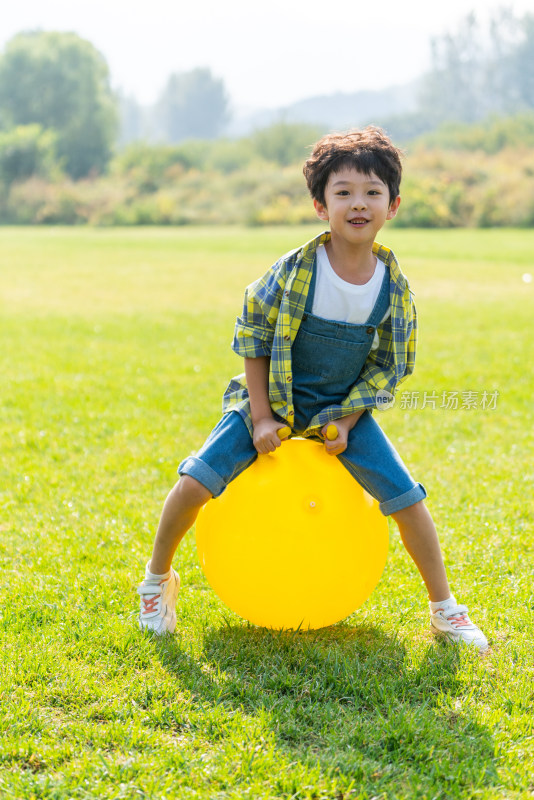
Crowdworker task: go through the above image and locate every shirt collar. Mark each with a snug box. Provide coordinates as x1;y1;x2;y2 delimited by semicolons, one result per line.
295;230;404;286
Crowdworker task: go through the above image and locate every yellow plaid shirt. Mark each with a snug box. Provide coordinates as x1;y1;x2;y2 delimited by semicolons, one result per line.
222;230;417;435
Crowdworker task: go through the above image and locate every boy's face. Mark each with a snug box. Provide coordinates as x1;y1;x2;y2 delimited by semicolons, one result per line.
314;167;400;247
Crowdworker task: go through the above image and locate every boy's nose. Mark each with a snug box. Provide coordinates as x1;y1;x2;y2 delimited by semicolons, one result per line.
352;196;367;210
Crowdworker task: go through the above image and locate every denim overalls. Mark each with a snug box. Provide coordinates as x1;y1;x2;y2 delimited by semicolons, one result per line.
291;261;389;433
179;264;426;516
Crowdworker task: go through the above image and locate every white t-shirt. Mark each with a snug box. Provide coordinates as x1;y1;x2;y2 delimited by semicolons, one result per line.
312;244;390;350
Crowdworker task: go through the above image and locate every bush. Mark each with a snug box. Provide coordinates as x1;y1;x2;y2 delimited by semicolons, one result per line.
415;112;534;154
249;122;323;167
2;115;534;227
5;176;133;225
112;143;192;191
0;125;62;186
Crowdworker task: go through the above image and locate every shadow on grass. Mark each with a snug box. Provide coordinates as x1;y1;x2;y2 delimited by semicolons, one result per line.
154;621;497;796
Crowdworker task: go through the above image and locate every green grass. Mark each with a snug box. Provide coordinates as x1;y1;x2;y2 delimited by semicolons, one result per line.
1;225;533;799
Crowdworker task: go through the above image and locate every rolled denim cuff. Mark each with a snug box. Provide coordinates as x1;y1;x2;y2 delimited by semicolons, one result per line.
379;482;427;516
178;456;226;498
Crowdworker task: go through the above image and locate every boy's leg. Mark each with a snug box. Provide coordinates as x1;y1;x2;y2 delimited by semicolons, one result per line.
337;412;488;650
390;500;450;602
138;412;257;633
337;413;445;595
391;500;487;649
149;476;212;575
151;410;258;572
336;410;427;516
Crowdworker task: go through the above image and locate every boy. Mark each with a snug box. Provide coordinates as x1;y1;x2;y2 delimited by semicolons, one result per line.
137;127;488;651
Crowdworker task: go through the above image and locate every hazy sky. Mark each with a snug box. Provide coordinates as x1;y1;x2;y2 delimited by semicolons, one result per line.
2;0;532;111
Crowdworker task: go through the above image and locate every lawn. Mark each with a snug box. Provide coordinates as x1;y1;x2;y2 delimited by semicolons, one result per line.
0;225;533;799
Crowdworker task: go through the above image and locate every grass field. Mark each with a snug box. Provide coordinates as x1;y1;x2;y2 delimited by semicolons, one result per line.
1;225;533;799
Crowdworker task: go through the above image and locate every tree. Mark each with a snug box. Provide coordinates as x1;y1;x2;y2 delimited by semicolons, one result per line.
419;8;534;125
491;11;534;111
0;31;118;178
117;92;146;146
419;13;489;124
155;68;229;142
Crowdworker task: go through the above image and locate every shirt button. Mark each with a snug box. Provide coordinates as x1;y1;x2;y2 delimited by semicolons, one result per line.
366;326;374;334
284;334;290;341
287;375;292;382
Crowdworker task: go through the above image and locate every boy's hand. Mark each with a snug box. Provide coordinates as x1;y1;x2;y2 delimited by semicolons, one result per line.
321;411;364;456
252;418;289;454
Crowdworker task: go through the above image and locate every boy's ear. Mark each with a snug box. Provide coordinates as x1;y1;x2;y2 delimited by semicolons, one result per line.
387;195;401;220
314;199;329;221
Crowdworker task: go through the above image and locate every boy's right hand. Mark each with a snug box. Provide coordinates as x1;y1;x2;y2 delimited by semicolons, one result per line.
252;418;289;454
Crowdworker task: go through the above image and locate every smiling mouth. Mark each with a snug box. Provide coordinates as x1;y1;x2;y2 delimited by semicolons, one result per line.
348;218;369;226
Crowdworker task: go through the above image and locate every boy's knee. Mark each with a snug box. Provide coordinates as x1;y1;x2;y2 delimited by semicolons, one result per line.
174;475;212;507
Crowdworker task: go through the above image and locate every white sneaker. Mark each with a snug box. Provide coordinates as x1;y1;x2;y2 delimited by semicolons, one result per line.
137;569;180;635
430;602;489;652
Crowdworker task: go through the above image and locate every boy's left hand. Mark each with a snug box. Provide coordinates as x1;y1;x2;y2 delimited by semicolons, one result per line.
320;411;364;456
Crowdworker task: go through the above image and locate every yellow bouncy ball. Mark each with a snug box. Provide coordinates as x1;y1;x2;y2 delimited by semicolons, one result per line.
195;432;389;630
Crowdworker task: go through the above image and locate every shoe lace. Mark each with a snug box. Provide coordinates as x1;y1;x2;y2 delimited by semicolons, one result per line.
141;595;160;614
442;604;471;628
137;580;163;615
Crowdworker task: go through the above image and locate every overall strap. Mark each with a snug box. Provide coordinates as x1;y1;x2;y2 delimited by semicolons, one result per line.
303;257;317;313
366;266;390;326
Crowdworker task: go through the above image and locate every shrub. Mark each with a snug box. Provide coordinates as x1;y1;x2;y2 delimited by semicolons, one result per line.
415;112;534;154
2;115;534;227
249;122;324;167
0;125;62;186
5;176;133;225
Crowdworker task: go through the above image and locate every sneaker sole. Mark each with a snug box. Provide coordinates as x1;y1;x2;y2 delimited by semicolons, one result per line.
431;622;489;652
139;613;177;635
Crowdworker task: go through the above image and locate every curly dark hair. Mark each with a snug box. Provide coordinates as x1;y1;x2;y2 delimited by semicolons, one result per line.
303;127;403;206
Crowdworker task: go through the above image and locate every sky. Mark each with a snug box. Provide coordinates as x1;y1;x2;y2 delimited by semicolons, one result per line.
2;0;532;113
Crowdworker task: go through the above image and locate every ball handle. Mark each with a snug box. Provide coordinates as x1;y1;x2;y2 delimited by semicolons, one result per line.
326;424;338;441
277;424;339;442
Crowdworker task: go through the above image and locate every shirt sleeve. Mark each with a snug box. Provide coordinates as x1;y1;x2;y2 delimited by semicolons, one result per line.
232;259;289;359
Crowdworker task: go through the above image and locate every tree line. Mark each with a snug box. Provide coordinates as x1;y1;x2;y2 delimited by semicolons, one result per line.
3;112;534;227
0;8;533;227
0;31;229;183
370;8;534;141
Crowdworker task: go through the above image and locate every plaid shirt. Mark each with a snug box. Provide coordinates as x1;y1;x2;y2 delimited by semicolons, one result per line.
222;230;417;436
